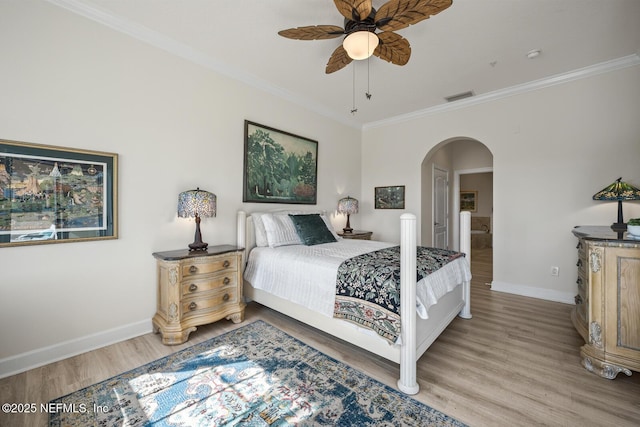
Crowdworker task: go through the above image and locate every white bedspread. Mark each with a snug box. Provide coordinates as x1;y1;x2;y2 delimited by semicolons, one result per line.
243;239;471;319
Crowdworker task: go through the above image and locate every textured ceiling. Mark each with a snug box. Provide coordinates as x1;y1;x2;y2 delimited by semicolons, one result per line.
51;0;640;128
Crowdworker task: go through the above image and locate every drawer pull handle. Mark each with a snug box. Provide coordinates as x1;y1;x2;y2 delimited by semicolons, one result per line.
188;302;197;311
576;259;582;267
189;266;198;274
223;277;230;285
223;293;230;302
223;260;230;268
575;294;583;305
189;284;198;292
576;278;582;285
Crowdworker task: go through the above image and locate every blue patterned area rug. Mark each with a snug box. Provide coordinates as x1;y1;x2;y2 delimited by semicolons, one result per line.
49;320;466;426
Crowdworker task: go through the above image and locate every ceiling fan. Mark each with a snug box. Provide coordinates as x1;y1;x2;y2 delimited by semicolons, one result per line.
278;0;453;74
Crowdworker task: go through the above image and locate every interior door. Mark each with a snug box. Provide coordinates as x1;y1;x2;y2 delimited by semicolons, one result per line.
433;167;449;249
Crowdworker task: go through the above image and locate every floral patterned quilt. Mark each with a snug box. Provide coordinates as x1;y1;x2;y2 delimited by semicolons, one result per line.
334;246;464;343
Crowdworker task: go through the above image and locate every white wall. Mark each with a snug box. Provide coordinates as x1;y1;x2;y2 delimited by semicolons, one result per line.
0;1;361;375
361;64;640;304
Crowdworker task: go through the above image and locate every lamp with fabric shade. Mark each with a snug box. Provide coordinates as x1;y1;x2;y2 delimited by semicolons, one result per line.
177;187;217;251
592;177;640;232
337;196;359;233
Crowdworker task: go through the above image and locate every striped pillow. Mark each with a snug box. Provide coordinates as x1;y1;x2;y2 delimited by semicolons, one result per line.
262;213;302;248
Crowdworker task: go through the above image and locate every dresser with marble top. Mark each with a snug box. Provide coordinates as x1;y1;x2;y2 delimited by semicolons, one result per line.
571;226;640;379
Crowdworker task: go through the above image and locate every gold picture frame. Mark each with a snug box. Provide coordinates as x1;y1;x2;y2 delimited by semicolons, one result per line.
460;190;477;212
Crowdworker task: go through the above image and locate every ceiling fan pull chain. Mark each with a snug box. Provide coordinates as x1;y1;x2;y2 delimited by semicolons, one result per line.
366;55;372;100
351;65;358;114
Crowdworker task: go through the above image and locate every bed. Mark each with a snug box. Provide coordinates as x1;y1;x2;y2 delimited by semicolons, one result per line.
236;210;472;395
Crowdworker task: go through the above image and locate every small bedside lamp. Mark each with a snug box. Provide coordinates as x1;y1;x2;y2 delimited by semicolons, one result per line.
337;196;359;233
592;177;640;232
178;187;216;251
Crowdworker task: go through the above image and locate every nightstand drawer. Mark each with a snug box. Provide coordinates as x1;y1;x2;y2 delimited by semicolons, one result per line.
182;256;237;277
182;289;239;317
181;273;236;297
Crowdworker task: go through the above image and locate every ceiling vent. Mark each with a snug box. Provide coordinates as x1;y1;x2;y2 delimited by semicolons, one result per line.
445;91;475;103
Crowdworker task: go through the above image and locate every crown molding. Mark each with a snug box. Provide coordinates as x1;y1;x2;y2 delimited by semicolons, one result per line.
363;54;640;130
45;0;361;129
46;1;639;132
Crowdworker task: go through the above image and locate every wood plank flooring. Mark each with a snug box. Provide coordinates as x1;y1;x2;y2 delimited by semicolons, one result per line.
1;248;639;426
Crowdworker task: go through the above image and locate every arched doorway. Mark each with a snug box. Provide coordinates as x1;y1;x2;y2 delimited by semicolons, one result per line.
421;137;494;282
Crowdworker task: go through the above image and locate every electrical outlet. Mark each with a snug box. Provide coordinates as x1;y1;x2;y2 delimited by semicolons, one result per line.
550;266;559;277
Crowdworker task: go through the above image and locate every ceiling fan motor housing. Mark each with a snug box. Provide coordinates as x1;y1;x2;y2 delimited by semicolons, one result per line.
344;8;377;36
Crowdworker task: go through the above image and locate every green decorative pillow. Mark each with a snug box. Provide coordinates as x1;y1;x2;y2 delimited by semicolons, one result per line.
289;214;337;246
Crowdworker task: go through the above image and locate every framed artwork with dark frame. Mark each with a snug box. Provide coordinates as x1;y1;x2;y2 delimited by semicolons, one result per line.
460;190;478;212
375;185;405;209
243;120;318;204
0;139;118;247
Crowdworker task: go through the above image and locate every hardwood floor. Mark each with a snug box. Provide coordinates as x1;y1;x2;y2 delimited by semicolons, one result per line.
1;248;639;426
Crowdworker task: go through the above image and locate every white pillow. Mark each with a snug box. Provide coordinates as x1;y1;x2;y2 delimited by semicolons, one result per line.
251;210;302;247
250;212;269;247
262;212;303;248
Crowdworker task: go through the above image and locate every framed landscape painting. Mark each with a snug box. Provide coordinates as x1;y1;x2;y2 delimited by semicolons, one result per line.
0;139;118;247
375;185;405;209
460;190;478;212
243;120;318;204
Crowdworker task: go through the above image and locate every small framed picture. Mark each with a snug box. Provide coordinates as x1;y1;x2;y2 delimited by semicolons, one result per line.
460;190;478;212
375;185;405;209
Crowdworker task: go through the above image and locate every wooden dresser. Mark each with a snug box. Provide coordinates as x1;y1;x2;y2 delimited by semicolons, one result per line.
152;245;245;344
571;226;640;379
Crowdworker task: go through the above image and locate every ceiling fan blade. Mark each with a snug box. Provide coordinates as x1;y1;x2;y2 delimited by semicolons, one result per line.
325;45;354;74
334;0;373;22
278;25;345;40
373;32;411;66
375;0;452;32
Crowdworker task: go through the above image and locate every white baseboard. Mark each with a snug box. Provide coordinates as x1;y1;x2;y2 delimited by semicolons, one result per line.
0;319;153;379
490;281;575;305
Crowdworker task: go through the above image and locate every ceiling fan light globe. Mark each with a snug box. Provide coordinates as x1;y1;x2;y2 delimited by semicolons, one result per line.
343;31;378;60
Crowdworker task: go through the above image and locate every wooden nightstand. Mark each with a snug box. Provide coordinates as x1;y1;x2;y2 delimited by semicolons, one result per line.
152;245;246;345
338;230;373;240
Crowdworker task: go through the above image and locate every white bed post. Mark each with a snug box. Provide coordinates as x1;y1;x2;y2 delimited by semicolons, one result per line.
458;211;473;319
237;211;247;266
398;213;419;395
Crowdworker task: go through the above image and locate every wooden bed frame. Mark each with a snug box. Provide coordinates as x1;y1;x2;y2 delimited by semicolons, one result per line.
236;210;472;395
